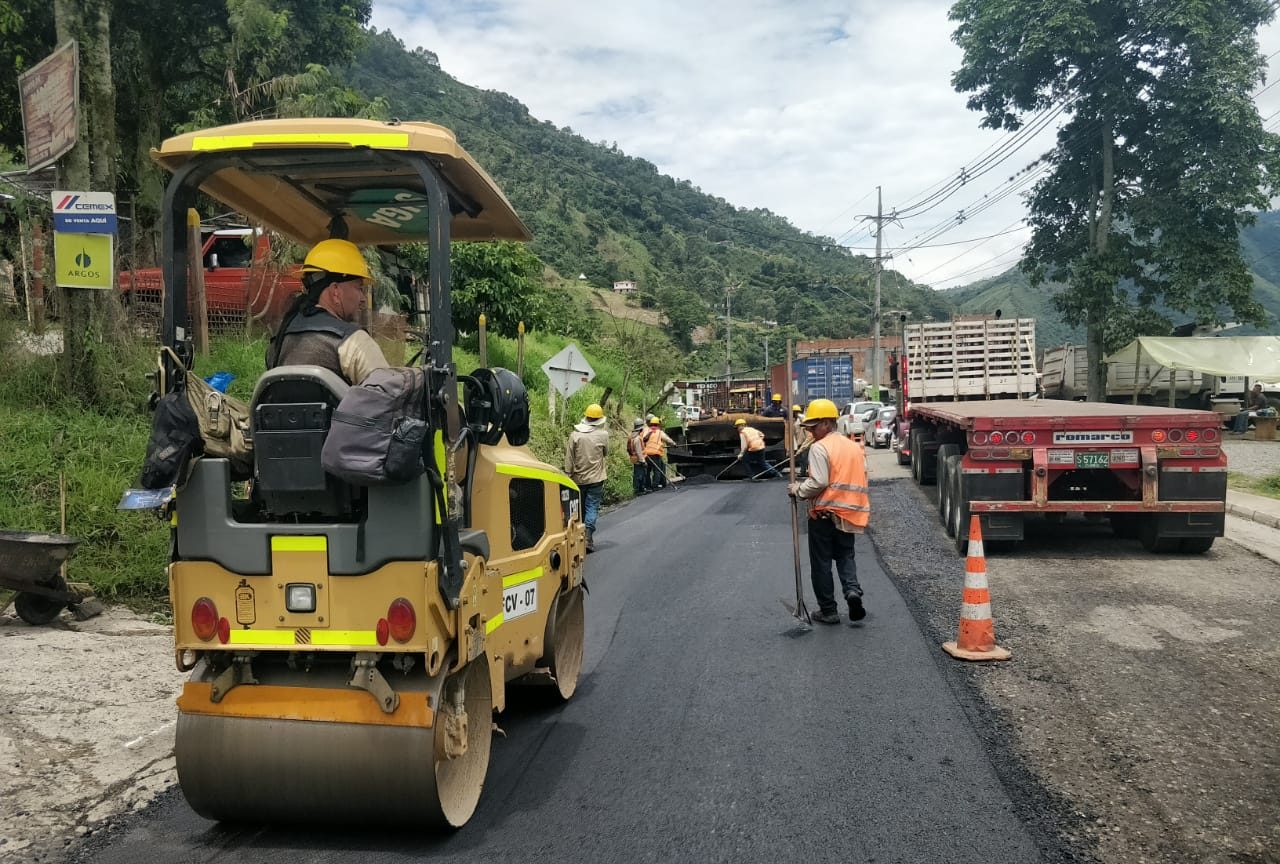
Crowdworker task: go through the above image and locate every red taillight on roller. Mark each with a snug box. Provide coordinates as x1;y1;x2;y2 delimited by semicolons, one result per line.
973;431;989;445
1203;428;1219;442
1021;431;1036;444
216;617;230;645
192;597;218;641
376;618;389;646
989;431;1005;444
1168;429;1183;442
1185;429;1200;443
387;598;416;643
1151;429;1167;443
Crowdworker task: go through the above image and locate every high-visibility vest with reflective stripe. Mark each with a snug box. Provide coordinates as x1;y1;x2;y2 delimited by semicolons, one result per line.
740;426;765;452
643;428;666;457
812;433;870;529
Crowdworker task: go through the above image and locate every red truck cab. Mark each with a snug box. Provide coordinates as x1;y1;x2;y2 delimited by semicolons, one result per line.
118;228;302;327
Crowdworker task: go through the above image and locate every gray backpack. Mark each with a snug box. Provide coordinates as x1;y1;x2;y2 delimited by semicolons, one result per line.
321;367;428;485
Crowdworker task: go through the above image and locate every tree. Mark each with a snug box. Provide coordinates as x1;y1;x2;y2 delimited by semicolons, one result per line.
950;0;1280;400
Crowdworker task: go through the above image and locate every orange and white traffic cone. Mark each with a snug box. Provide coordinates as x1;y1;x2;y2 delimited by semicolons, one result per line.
942;515;1011;662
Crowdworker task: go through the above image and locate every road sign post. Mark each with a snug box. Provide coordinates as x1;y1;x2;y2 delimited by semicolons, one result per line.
542;343;596;400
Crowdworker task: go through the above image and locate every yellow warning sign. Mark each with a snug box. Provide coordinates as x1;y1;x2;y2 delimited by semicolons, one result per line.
53;231;113;289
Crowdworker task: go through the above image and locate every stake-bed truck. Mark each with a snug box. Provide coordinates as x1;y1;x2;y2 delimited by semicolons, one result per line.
899;318;1226;554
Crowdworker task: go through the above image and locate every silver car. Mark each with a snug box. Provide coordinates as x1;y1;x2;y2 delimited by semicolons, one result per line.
870;407;898;448
839;401;883;439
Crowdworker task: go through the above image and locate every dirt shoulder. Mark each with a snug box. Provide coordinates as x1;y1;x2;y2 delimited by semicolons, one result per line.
0;605;181;864
866;448;1279;864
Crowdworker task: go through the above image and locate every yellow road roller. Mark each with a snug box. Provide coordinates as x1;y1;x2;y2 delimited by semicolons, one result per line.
149;119;586;828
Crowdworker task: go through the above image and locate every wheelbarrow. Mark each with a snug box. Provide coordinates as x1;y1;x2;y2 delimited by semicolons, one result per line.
0;530;103;625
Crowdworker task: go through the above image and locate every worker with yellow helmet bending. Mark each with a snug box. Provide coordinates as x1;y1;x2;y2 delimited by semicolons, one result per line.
788;398;870;625
565;403;610;552
267;239;389;385
641;416;677;489
735;418;780;481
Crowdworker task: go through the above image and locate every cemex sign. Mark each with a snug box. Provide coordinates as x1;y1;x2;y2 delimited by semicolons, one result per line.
52;190;117;234
542;343;595;399
51;190;116;290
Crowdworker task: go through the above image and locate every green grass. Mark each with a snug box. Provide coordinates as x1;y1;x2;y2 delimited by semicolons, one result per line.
1228;471;1280;500
1;325;650;607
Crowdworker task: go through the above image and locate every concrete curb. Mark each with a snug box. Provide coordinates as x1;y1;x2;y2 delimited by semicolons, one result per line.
1226;500;1280;529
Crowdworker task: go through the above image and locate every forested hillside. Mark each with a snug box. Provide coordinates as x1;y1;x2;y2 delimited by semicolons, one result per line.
341;31;952;372
949;212;1280;350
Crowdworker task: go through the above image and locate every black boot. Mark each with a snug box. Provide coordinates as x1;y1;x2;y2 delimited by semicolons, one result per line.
586;528;596;553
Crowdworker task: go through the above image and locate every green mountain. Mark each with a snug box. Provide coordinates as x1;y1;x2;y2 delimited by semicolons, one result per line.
342;32;952;372
946;212;1280;349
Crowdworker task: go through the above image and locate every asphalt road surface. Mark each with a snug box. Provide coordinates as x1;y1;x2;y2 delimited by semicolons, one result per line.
77;479;1054;864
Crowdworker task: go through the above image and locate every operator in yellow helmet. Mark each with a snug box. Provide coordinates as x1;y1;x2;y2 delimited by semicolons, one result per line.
761;392;784;418
788;397;870;625
266;238;389;385
641;415;677;490
565;402;609;552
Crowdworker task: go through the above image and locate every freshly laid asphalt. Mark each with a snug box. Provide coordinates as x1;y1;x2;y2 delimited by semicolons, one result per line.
77;478;1048;864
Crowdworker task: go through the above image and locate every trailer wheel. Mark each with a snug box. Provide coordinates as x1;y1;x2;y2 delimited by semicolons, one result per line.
1109;514;1140;540
1138;517;1179;553
935;445;960;517
910;431;922;482
1179;536;1215;554
942;455;962;538
915;430;938;486
950;468;970;555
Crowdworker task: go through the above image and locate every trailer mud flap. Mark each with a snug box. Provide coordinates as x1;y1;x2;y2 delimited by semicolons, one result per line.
979;512;1024;542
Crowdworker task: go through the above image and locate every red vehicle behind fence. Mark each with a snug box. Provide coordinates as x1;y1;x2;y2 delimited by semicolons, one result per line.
898;318;1226;555
118;228;302;329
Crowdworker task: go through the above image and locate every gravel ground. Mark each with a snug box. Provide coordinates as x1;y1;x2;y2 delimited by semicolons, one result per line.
1222;438;1280;479
866;449;1279;864
0;606;182;864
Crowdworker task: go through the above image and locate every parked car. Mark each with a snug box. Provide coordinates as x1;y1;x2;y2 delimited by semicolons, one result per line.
870;406;898;448
838;400;883;440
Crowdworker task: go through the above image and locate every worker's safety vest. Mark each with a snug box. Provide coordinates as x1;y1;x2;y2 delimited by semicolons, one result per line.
740;426;765;452
811;433;870;530
643;428;666;457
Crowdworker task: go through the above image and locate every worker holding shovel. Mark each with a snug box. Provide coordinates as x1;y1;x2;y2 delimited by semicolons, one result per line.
641;416;677;490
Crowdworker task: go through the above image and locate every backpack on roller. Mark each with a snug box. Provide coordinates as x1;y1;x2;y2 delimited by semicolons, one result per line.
321;367;428;485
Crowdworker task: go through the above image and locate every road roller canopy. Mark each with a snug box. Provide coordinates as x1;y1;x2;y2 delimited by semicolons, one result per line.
152;118;531;246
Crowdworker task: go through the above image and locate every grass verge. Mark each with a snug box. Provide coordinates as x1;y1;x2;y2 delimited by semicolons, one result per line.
1228;471;1280;500
2;326;649;607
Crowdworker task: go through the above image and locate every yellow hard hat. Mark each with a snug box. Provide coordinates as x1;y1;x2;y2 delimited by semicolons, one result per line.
771;393;782;401
792;404;803;412
301;239;371;280
734;418;747;426
803;398;839;421
647;415;661;425
584;403;604;420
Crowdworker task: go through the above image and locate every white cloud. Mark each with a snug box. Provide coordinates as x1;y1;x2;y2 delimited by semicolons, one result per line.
372;1;1280;291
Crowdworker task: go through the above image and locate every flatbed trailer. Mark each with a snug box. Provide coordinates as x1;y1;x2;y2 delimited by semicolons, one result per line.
905;400;1226;554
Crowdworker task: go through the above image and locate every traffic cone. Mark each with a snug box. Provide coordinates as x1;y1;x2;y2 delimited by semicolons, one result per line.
942;516;1011;662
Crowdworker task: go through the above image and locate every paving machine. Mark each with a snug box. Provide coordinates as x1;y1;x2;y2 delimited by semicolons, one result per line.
150;118;586;828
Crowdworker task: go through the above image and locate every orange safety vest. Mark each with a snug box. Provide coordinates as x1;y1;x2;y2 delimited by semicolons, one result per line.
740;426;765;452
643;427;667;457
811;433;870;530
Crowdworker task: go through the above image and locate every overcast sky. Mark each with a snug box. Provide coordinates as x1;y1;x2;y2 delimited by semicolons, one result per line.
371;1;1280;291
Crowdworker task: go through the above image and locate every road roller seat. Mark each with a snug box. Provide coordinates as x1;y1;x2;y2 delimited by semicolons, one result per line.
250;365;356;519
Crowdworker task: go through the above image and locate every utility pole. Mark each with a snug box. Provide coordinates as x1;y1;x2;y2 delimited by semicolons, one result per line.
858;188;898;401
725;284;736;386
873;187;882;400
